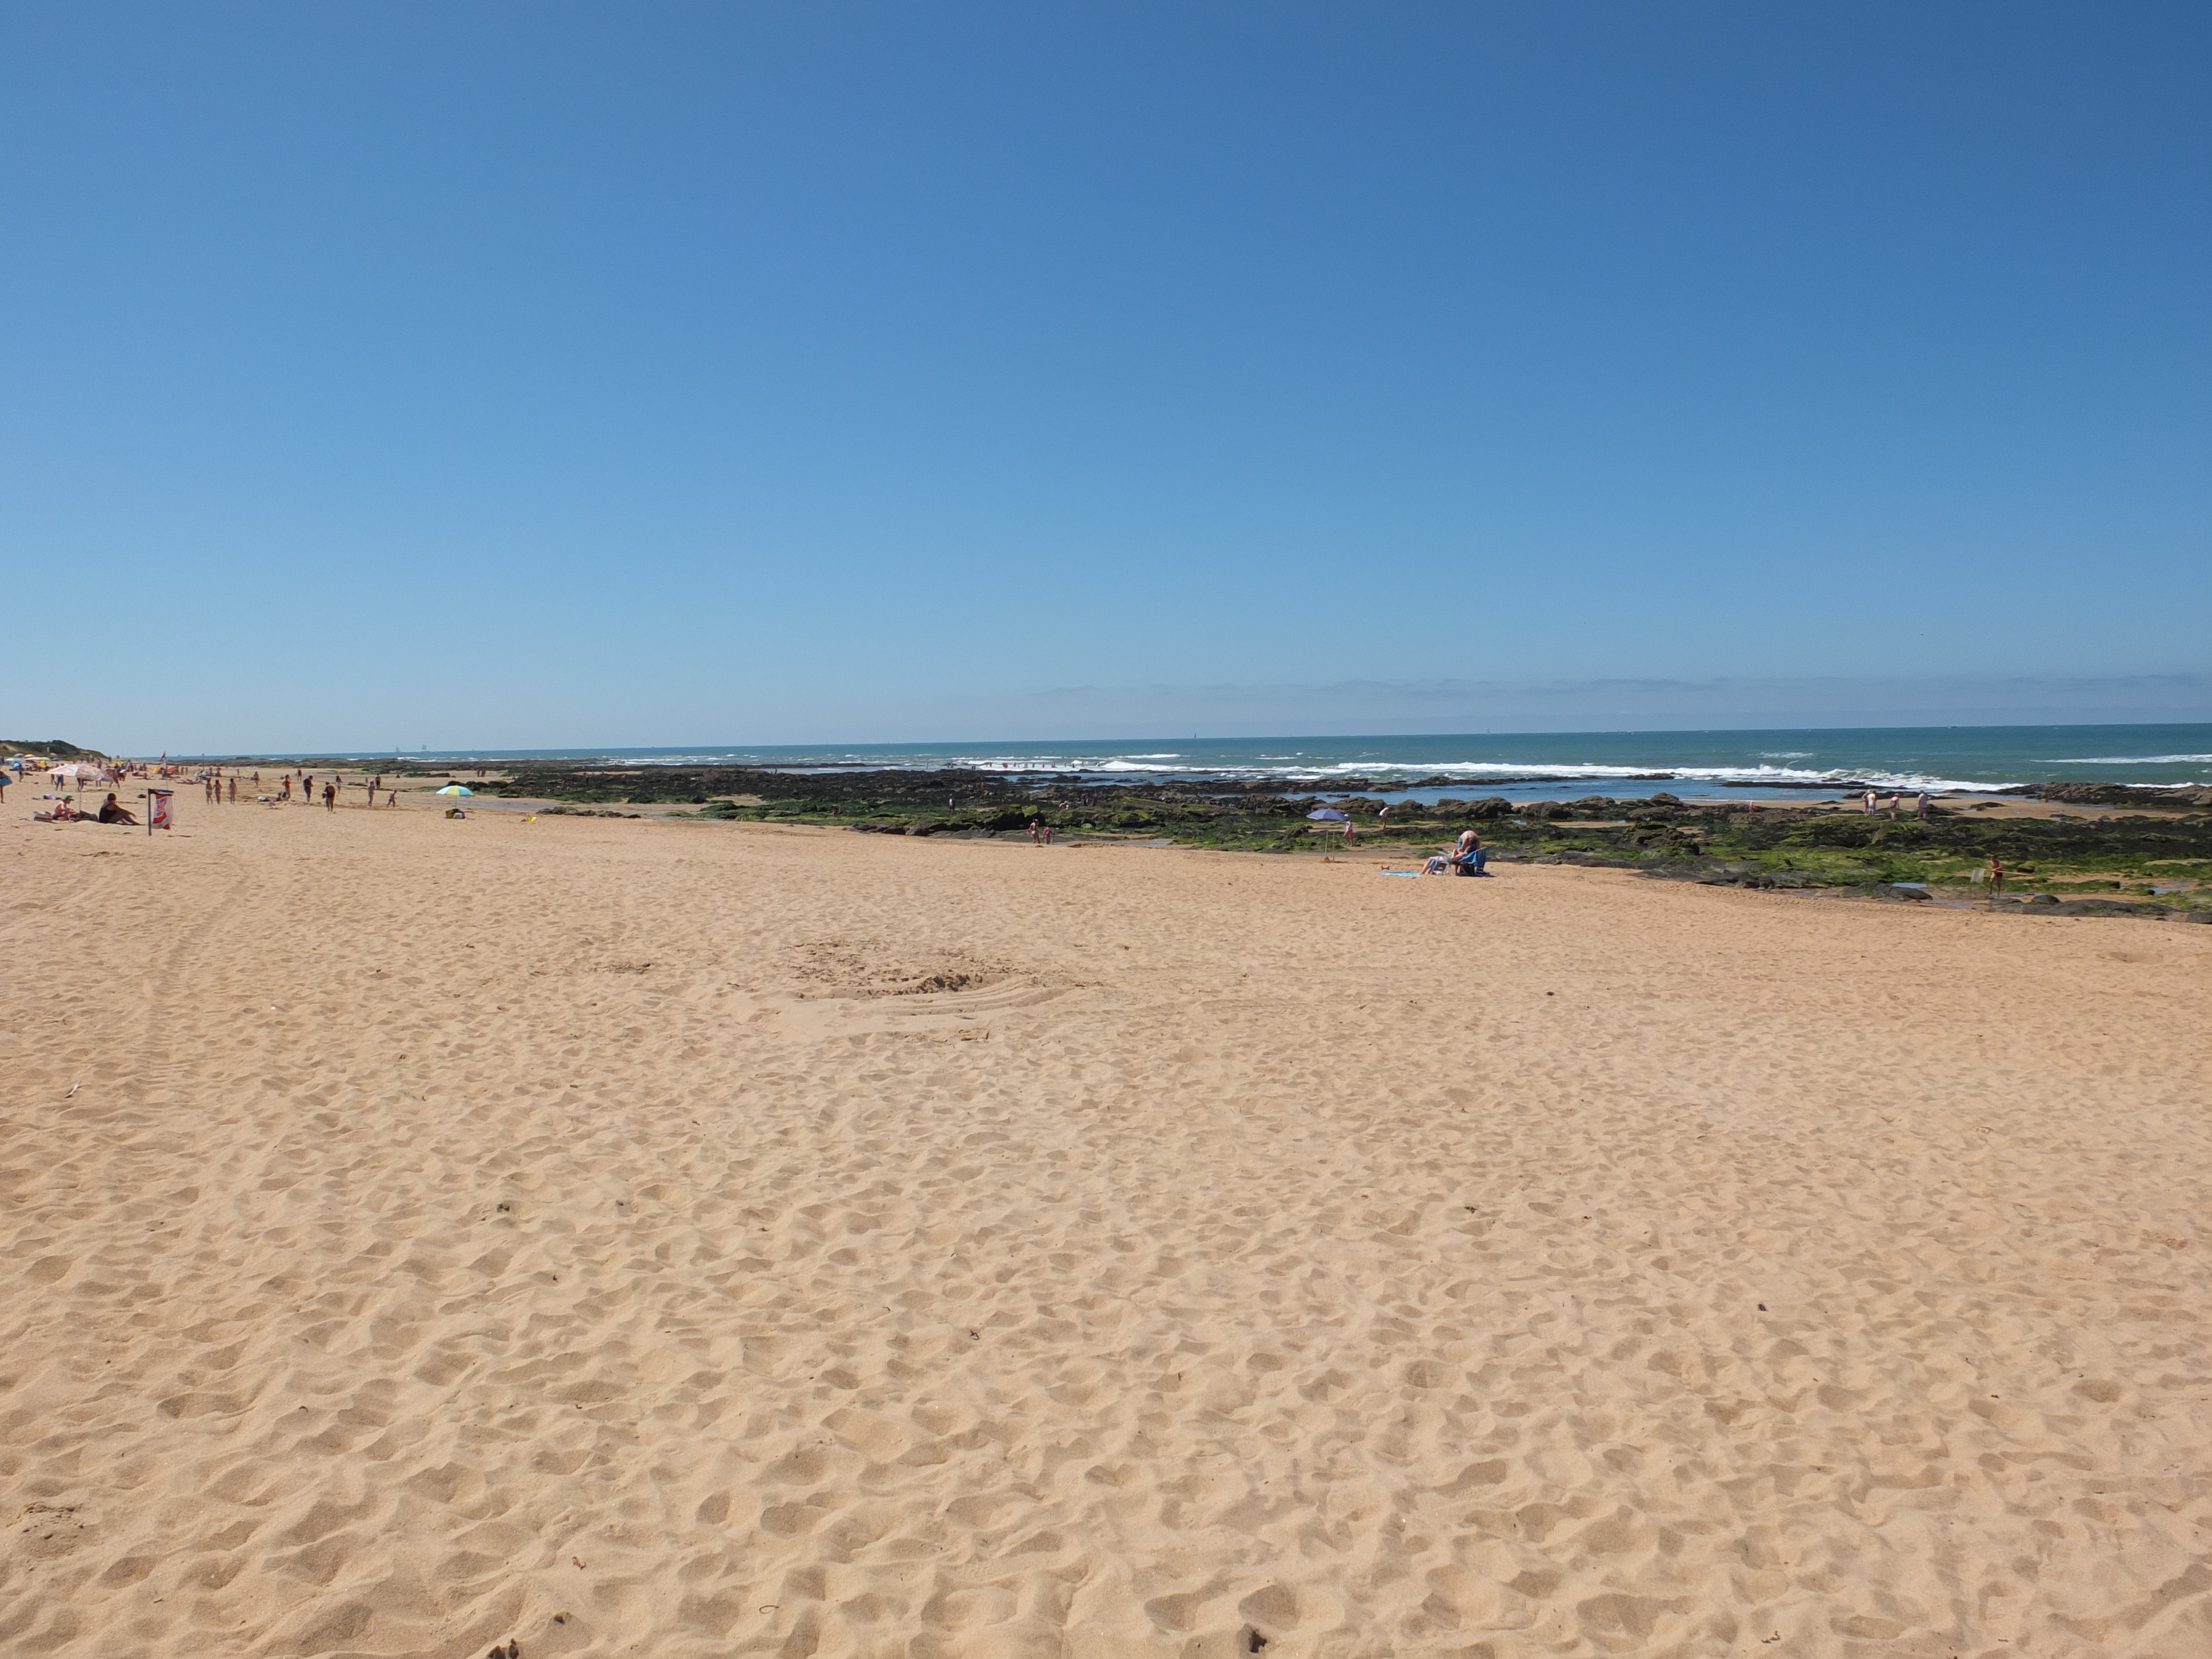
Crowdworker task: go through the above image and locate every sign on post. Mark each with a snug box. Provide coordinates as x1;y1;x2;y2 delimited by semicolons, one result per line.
148;789;173;833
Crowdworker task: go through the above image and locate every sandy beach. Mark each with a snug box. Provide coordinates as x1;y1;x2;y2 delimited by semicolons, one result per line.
4;798;2209;1659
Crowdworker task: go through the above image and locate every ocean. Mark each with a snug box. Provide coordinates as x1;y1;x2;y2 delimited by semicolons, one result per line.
295;723;2212;804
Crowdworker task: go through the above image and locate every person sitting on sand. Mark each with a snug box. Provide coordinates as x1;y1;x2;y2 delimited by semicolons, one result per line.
1426;828;1487;877
96;792;138;825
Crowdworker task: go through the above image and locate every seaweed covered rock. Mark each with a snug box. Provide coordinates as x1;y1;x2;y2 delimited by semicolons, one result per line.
2010;782;2208;807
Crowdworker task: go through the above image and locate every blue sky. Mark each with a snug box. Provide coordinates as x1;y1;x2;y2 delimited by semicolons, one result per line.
3;2;2206;753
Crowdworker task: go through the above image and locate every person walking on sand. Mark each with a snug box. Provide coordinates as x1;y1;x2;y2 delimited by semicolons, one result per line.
1987;854;2005;898
387;790;398;807
323;780;337;812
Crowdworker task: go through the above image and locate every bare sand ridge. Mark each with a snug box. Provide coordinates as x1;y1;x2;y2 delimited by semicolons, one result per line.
4;802;2209;1658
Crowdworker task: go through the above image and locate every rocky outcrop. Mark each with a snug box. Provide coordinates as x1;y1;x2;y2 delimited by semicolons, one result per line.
1990;894;2184;919
2005;782;2212;808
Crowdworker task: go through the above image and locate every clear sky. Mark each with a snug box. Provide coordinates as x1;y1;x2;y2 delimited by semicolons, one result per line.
3;2;2206;754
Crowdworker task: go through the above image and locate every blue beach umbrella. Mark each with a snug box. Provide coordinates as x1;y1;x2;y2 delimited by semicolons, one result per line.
1307;807;1349;822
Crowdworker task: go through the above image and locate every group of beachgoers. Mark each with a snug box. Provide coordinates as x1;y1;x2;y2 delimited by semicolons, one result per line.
1863;789;1932;818
192;767;401;810
18;761;416;825
32;791;139;825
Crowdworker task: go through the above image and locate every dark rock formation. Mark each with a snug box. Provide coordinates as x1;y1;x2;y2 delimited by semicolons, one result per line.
2005;782;2212;808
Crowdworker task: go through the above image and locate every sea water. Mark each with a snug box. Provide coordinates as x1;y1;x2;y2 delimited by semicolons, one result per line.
291;723;2212;805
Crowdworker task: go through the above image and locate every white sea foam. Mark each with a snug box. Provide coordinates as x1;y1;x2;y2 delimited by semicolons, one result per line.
554;741;2193;797
1206;759;1990;790
928;754;2003;794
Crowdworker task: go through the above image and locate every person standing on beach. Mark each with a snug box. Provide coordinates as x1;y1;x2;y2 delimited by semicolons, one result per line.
1863;789;1877;815
228;775;237;804
1988;854;2005;895
1914;791;1930;820
323;780;336;812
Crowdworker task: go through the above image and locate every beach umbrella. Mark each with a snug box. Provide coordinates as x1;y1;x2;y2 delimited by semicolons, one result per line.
1307;807;1349;822
436;784;474;797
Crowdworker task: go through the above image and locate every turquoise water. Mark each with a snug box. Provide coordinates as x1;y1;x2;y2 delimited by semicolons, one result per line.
288;723;2212;801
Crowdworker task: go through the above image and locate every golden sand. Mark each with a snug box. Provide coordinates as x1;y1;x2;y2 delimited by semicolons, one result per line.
4;800;2209;1658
